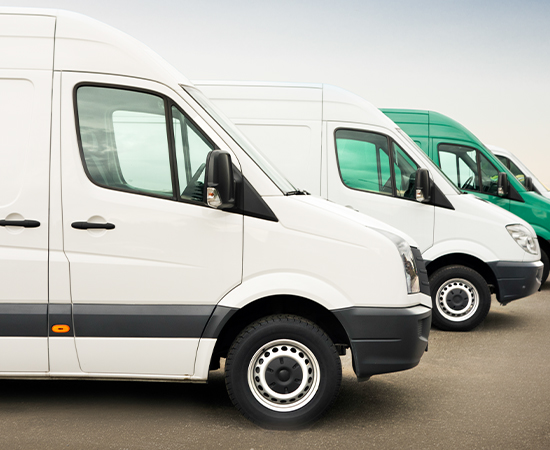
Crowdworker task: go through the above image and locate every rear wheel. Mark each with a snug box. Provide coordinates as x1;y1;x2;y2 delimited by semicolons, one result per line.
225;314;341;429
429;265;491;331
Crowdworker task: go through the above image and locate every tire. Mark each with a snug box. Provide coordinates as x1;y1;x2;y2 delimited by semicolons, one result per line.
429;265;491;331
540;247;549;286
225;314;342;430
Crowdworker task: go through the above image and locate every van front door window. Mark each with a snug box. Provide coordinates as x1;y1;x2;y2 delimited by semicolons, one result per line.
76;86;174;198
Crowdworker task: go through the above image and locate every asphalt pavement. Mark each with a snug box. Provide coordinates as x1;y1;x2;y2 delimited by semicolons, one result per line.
1;287;549;449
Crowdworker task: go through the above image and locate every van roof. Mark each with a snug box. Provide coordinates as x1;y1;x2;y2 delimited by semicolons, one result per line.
382;108;486;148
0;8;192;87
195;81;399;130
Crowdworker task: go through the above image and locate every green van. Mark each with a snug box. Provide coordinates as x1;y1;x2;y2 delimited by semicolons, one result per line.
382;109;550;285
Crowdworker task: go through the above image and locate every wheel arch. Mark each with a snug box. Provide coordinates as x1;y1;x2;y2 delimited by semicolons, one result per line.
426;253;499;298
537;235;550;257
206;295;350;370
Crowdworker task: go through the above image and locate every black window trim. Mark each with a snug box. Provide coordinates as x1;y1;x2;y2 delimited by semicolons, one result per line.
73;82;217;208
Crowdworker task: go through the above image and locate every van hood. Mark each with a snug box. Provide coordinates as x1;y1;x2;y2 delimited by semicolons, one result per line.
291;195;419;248
453;193;537;233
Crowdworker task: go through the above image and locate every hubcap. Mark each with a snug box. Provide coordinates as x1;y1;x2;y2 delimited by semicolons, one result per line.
436;278;479;322
247;339;320;412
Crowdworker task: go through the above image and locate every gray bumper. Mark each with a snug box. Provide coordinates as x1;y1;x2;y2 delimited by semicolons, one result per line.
333;305;431;379
488;260;543;304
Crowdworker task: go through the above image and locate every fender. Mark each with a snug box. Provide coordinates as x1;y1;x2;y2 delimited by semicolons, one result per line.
423;239;498;264
217;272;353;311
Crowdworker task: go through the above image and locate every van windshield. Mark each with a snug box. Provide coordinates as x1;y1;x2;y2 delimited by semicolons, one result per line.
181;85;297;194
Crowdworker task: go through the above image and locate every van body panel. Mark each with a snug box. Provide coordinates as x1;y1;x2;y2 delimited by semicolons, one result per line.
74;338;199;375
0;337;49;372
0;68;52;371
54;11;190;87
0;14;55;70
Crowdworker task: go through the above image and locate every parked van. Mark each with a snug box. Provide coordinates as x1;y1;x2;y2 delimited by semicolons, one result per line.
382;109;550;285
194;81;543;332
0;9;434;429
489;145;550;200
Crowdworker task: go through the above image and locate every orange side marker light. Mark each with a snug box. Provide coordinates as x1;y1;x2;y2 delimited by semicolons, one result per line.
51;324;71;333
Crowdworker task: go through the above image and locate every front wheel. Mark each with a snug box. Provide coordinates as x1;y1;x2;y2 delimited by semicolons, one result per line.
225;315;342;429
429;265;491;331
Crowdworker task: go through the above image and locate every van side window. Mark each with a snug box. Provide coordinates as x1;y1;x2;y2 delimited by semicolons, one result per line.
77;86;173;197
172;106;215;202
392;142;418;199
335;130;393;196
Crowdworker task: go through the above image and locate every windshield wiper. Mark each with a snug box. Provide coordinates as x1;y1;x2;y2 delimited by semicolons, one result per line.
285;189;310;196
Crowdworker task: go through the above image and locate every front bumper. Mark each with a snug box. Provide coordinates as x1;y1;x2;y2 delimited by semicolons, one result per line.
333;305;431;379
488;260;543;304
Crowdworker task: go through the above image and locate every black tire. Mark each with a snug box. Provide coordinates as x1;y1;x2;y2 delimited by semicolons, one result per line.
540;247;549;286
429;265;491;331
225;314;342;430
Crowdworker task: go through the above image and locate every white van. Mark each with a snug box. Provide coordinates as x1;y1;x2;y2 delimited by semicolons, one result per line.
195;81;543;332
489;145;550;199
0;9;432;429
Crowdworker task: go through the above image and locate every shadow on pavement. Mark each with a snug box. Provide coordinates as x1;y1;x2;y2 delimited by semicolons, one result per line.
0;367;415;432
472;308;527;332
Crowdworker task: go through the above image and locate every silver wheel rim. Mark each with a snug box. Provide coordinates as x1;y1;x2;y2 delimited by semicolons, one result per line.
436;278;479;322
247;339;321;412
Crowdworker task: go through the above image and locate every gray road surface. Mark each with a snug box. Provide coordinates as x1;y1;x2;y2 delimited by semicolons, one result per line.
1;288;549;449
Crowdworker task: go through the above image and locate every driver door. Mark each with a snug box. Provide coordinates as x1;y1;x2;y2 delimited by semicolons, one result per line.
60;72;243;376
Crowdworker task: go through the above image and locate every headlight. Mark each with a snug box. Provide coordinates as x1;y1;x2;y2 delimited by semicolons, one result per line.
376;230;420;294
506;224;539;255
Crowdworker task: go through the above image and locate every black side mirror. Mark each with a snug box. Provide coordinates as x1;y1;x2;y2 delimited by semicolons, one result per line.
497;172;509;197
415;168;431;203
205;150;235;209
524;176;534;191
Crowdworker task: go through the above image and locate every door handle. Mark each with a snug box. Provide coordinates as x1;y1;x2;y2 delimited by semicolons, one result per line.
0;219;40;228
71;221;115;230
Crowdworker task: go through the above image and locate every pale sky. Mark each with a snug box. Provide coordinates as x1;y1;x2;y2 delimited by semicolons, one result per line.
4;0;550;183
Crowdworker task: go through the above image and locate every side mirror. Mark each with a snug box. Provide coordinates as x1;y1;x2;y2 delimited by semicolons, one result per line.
205;150;235;209
497;172;509;197
524;176;534;191
415;168;431;203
